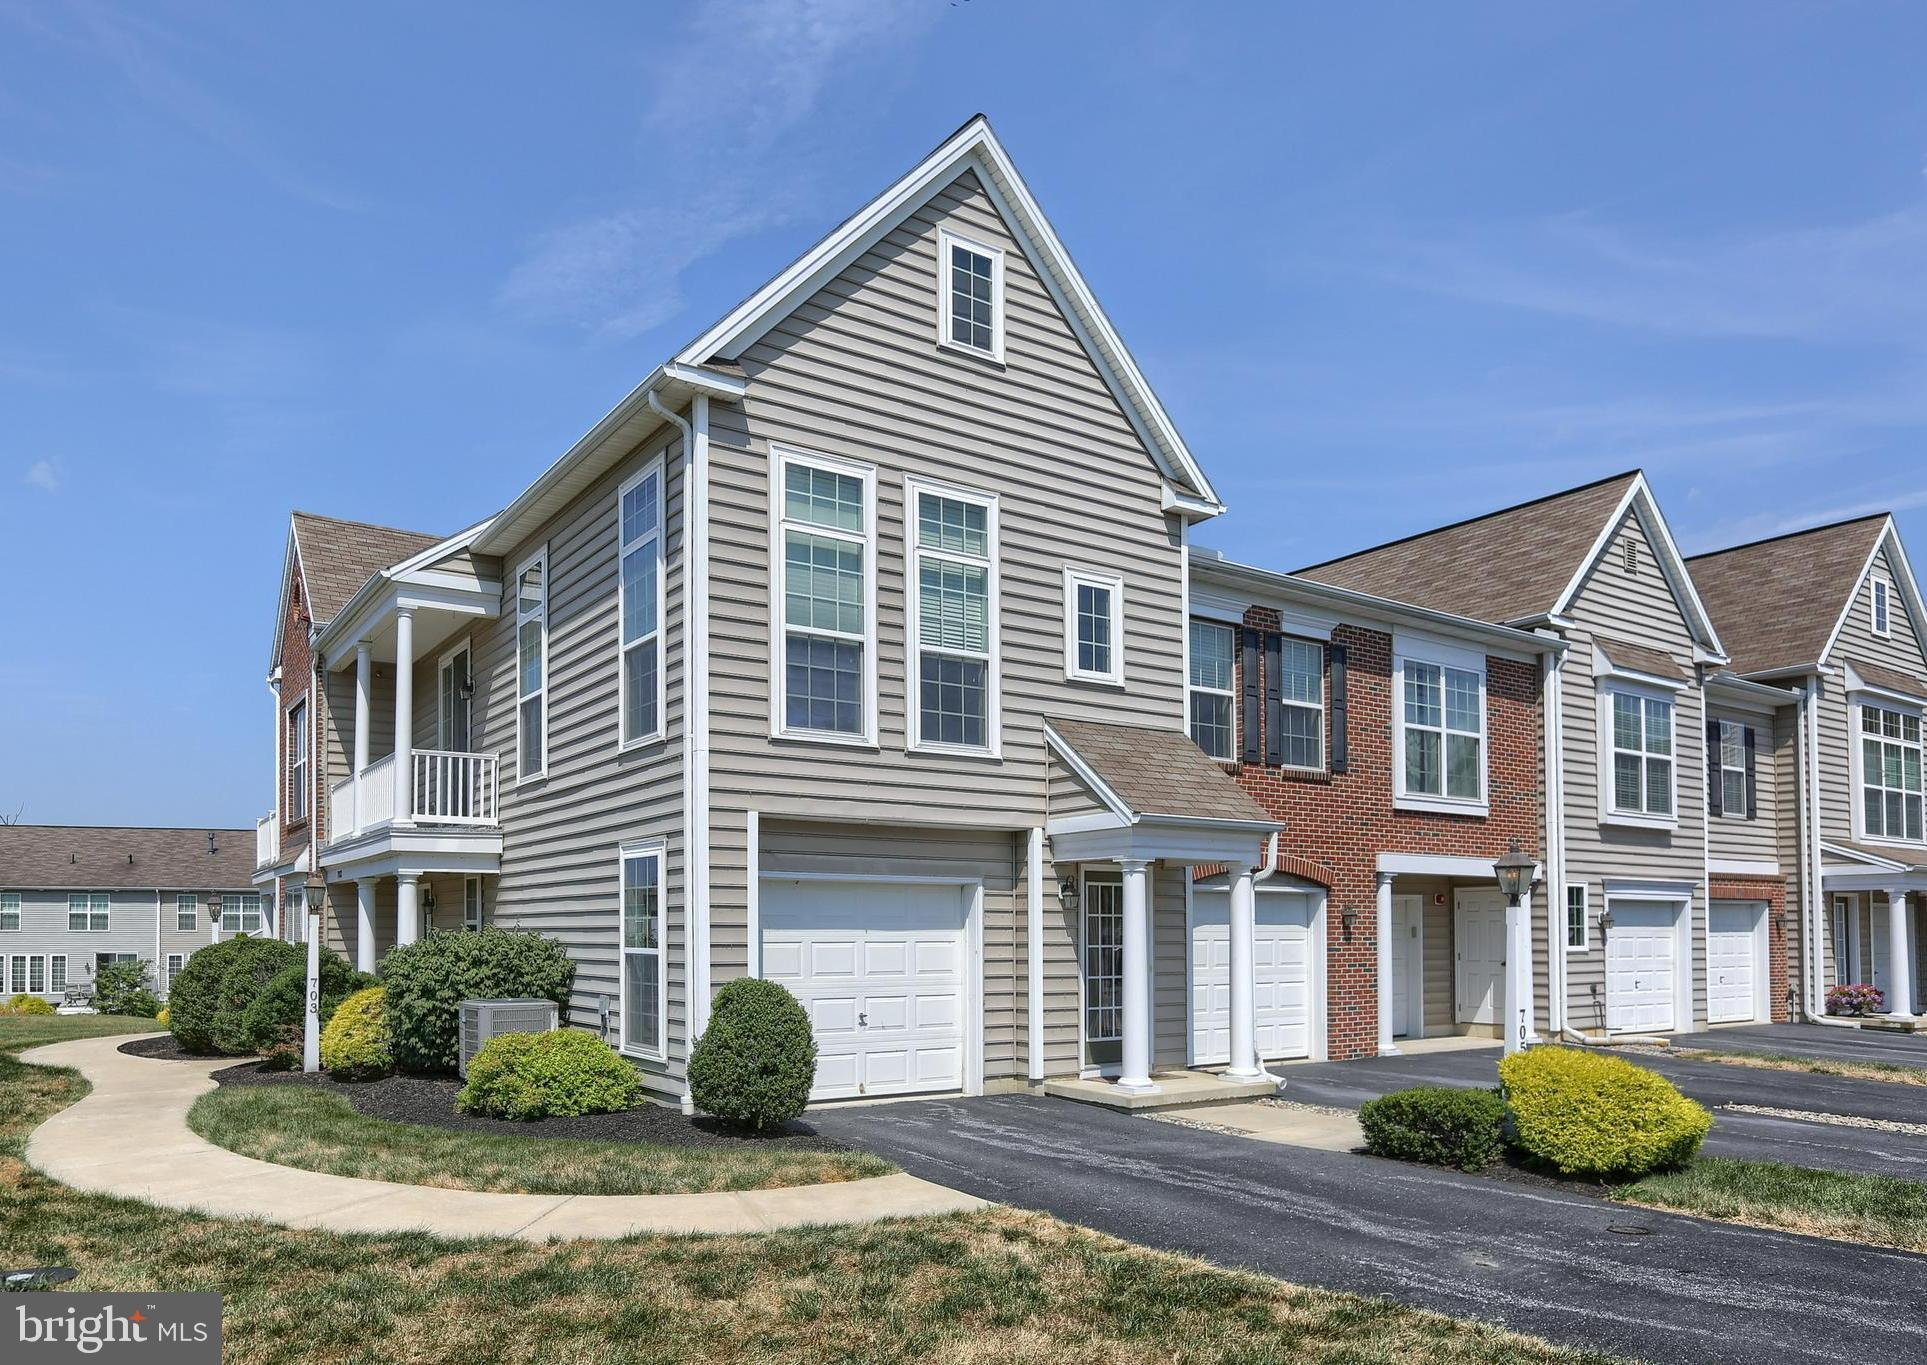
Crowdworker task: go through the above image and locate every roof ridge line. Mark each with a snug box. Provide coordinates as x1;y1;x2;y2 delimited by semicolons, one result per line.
1686;512;1890;562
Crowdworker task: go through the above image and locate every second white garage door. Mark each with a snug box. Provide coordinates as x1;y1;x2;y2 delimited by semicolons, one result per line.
1190;889;1314;1064
1606;900;1682;1033
760;879;972;1103
1707;901;1763;1024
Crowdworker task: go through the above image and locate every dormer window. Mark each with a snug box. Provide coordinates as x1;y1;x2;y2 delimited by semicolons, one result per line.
1873;577;1892;637
938;228;1004;361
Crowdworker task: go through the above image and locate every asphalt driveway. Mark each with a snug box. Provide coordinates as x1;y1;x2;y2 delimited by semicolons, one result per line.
1665;1020;1927;1067
1278;1042;1927;1180
812;1094;1927;1365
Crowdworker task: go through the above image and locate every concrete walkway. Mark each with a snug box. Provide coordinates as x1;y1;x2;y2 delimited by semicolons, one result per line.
20;1035;985;1240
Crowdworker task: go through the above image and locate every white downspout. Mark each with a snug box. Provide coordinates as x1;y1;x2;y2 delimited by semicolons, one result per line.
1798;677;1854;1028
1541;644;1567;1038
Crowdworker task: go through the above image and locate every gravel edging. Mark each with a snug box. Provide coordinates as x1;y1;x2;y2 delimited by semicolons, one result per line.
207;1060;860;1154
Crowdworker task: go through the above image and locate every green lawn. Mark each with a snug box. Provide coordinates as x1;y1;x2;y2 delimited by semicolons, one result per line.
1617;1156;1927;1252
188;1083;894;1195
1669;1047;1927;1088
0;1012;163;1052
0;1036;1624;1364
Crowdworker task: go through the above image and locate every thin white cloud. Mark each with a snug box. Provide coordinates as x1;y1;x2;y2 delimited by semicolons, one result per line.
22;459;59;493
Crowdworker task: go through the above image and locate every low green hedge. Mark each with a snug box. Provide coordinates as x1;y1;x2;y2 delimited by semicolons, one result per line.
1500;1046;1711;1179
381;929;575;1074
169;937;272;1053
687;978;816;1130
1359;1086;1508;1171
456;1029;641;1121
238;952;372;1056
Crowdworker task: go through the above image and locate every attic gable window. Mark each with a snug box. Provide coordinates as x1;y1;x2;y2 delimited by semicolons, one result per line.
1873;577;1892;637
937;228;1004;361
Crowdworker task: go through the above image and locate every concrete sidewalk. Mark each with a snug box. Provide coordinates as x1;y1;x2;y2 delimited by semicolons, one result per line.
20;1034;985;1240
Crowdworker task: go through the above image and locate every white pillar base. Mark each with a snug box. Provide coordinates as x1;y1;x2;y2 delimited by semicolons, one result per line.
1223;863;1264;1081
354;880;376;975
1374;871;1401;1057
1887;890;1915;1020
397;875;421;949
1116;859;1159;1094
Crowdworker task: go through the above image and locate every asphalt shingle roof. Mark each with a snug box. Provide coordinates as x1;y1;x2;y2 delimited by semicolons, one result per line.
1596;637;1689;681
291;512;442;624
0;825;258;891
1848;657;1927;700
1686;517;1888;676
1048;718;1273;825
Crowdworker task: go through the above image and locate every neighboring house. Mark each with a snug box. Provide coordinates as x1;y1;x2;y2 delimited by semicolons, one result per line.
1688;514;1927;1024
258;116;1279;1106
0;824;259;1002
1299;471;1752;1039
1186;551;1558;1061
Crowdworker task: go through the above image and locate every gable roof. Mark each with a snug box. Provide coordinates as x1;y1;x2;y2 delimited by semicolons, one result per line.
1686;516;1891;676
272;512;442;671
1045;718;1272;826
0;824;257;891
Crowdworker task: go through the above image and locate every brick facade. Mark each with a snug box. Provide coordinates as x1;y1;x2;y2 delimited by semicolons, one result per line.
1227;606;1544;1058
278;568;318;852
1710;873;1792;1023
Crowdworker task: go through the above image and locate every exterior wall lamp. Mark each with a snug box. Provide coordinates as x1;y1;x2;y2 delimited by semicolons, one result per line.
1057;872;1079;913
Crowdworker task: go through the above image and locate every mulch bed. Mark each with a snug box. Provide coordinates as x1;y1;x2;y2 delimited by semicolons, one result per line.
119;1035;198;1062
207;1060;858;1153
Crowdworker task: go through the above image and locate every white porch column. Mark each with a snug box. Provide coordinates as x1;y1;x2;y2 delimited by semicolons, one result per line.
1887;890;1914;1020
396;874;421;949
1116;859;1158;1094
1503;888;1533;1054
1224;863;1262;1081
355;879;377;974
1375;871;1399;1056
353;642;372;835
393;607;415;828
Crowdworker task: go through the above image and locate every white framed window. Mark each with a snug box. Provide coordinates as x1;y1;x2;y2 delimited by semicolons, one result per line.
907;478;999;754
67;893;109;932
0;893;17;932
1717;720;1749;818
773;447;875;743
222;893;264;935
175;895;196;931
49;955;65;992
936;226;1005;361
286;698;309;822
1187;621;1236;760
1606;688;1675;821
166;953;184;993
27;954;45;993
1395;648;1486;810
514;548;548;781
618;840;665;1059
7;955;21;993
618;458;666;748
463;876;484;932
1063;567;1125;686
1566;884;1589;950
1873;577;1892;638
1859;702;1924;843
1277;637;1326;770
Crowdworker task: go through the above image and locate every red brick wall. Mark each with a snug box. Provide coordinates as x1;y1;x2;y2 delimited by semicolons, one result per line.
1711;873;1791;1023
1229;608;1543;1058
278;569;318;851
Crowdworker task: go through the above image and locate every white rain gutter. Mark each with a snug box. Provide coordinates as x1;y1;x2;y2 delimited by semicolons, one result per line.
1796;677;1856;1029
1541;641;1567;1037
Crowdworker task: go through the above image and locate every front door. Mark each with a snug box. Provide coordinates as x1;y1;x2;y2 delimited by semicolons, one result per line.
439;644;471;750
1082;875;1123;1069
1454;889;1505;1024
1392;894;1422;1038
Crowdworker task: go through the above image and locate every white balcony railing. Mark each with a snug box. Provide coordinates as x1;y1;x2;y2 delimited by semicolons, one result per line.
255;812;278;867
326;750;496;840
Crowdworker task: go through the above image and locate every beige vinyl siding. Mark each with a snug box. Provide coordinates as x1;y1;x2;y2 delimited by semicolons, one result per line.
1773;703;1811;996
1707;703;1781;864
1046;750;1115;825
1818;541;1927;853
1152;863;1187;1067
1560;508;1710;1028
479;423;687;1090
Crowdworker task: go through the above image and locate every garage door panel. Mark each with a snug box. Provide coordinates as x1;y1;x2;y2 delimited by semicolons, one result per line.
1191;890;1314;1065
810;940;859;976
913;940;958;975
1607;900;1681;1033
1708;901;1759;1024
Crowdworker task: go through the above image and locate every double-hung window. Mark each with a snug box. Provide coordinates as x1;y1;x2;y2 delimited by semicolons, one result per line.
176;895;196;931
1278;638;1326;769
1861;703;1924;842
1399;657;1484;804
1717;720;1749;817
463;876;484;931
618;460;664;746
619;841;664;1057
937;227;1004;360
222;894;264;935
49;955;65;991
776;449;873;740
1566;884;1589;950
166;954;184;993
67;894;109;932
1188;621;1236;760
0;893;17;932
1608;690;1675;819
1873;578;1892;637
909;481;997;752
287;699;308;822
515;550;547;780
1064;568;1125;685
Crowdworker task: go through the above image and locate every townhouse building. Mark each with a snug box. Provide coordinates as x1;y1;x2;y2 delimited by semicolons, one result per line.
0;824;259;1002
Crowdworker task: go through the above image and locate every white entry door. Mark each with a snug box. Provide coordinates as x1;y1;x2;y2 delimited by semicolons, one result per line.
1190;889;1314;1064
1607;900;1680;1033
1454;890;1505;1024
1707;901;1762;1024
1392;894;1422;1038
760;879;972;1102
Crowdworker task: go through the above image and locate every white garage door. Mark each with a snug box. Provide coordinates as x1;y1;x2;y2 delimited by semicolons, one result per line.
760;879;971;1102
1707;901;1761;1024
1607;900;1681;1033
1191;889;1313;1064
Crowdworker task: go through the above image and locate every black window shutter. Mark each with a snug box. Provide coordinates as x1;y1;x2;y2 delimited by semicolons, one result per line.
1240;627;1262;765
1744;725;1758;819
1264;632;1285;767
1330;643;1349;773
1706;721;1723;817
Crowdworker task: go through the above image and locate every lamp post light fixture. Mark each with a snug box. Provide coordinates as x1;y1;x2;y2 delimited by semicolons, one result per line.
1491;842;1538;1056
1057;872;1080;913
1493;843;1536;904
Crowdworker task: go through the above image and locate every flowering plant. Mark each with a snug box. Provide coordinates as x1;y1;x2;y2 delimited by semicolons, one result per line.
1825;983;1885;1016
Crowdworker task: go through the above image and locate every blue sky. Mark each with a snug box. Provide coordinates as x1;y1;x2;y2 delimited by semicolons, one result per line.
4;1;1925;826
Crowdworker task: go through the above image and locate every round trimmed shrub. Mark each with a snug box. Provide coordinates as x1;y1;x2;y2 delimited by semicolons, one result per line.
5;993;55;1016
687;977;816;1130
321;987;393;1080
1360;1086;1507;1171
238;952;374;1055
1499;1046;1711;1179
210;939;304;1055
456;1029;641;1121
380;929;574;1074
169;936;271;1053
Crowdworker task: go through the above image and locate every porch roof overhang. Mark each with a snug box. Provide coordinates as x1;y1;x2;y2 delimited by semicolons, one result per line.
251;844;309;886
1821;840;1927;892
1045;811;1278;867
313;520;502;669
317;827;502;882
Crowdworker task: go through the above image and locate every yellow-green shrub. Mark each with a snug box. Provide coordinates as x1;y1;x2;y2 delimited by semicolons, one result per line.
4;993;56;1016
156;1006;171;1028
1500;1046;1711;1178
320;987;392;1081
